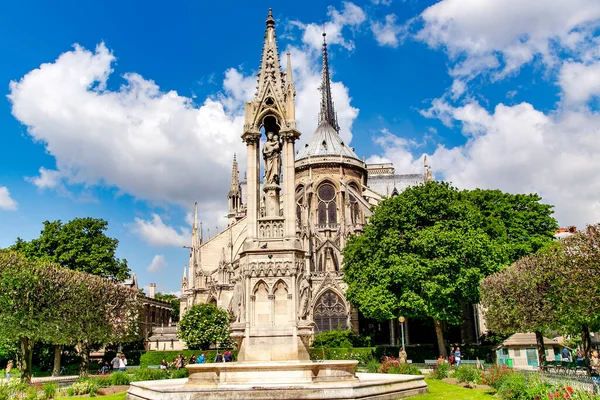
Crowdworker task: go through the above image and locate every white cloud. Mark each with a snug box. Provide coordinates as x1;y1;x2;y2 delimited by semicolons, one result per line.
147;254;167;273
559;61;600;105
26;167;62;189
9;43;246;214
371;0;392;5
416;0;600;83
292;2;366;51
413;100;600;228
371;14;406;48
130;214;190;247
0;187;17;210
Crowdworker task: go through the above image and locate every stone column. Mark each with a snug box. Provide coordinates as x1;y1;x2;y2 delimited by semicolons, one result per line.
244;136;260;241
389;319;396;346
282;136;296;238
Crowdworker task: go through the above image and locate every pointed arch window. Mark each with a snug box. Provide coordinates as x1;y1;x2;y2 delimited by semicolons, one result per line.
314;291;347;333
296;186;304;229
317;183;337;225
349;184;361;225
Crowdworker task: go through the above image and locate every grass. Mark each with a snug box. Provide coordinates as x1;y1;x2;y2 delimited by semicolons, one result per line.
57;391;127;399
413;379;496;399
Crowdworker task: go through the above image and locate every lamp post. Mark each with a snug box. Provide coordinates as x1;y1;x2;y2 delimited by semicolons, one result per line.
398;316;405;349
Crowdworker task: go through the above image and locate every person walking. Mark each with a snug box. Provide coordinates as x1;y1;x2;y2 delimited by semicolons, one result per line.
448;347;455;366
454;347;462;367
398;347;407;364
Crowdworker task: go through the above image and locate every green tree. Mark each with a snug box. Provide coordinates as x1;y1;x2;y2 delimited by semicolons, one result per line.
12;217;130;281
155;292;181;323
178;304;231;350
481;246;560;367
0;251;140;382
343;182;502;357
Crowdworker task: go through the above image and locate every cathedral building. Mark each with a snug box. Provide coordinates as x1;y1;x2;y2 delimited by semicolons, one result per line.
180;10;432;342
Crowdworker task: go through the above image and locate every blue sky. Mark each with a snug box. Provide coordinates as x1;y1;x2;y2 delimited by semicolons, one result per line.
1;0;600;294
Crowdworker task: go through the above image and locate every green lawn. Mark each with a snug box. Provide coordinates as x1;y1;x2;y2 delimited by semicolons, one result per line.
413;379;496;399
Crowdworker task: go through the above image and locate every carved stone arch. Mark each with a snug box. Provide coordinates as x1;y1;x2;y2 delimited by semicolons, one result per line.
207;297;217;306
312;289;348;333
254;107;284;132
252;280;271;326
313;177;340;192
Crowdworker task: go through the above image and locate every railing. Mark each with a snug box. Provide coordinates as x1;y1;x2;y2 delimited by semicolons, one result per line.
316;223;340;230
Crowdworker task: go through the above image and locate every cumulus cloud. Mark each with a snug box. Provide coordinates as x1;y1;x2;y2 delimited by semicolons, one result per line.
130;214;190;247
559;61;600;105
147;255;167;273
371;14;406;48
381;99;600;228
0;187;17;210
291;2;366;51
9;43;246;214
416;0;600;86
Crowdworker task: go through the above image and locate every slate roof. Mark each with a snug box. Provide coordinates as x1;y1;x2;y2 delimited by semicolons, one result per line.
296;122;360;161
367;174;424;197
500;333;561;347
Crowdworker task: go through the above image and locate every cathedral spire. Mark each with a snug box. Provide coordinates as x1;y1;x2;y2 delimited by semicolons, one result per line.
319;33;340;132
255;8;285;101
229;154;240;196
192;202;199;249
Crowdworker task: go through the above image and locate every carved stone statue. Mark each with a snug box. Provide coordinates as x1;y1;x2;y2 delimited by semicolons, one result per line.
263;132;282;184
298;275;311;320
229;278;244;323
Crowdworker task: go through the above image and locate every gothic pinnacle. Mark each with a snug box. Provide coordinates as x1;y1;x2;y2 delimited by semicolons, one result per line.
319;32;340;132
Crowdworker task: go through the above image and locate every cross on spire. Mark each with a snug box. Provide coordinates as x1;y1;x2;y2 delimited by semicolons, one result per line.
319;33;340;132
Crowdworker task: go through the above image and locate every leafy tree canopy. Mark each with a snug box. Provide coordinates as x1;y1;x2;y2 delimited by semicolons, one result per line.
11;217;130;281
178;304;232;350
343;182;557;355
155;292;180;323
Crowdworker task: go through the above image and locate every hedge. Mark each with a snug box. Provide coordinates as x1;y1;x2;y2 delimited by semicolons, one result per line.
309;348;374;364
139;350;238;367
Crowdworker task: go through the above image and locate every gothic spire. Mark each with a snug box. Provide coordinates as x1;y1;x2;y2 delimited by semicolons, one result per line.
255;8;285;101
192;202;200;249
319;33;340;132
229;153;240;196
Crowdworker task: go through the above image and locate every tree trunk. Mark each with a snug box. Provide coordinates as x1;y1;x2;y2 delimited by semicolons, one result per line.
534;330;546;370
581;324;592;375
433;318;447;358
78;341;90;377
19;337;34;384
52;345;62;377
460;301;476;344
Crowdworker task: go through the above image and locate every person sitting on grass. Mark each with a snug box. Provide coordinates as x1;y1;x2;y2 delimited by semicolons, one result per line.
160;359;168;370
196;353;205;364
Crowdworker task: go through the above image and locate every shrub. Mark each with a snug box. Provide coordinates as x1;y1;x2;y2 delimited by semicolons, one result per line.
373;345;437;363
70;378;100;396
108;371;131;386
311;329;371;348
139;350;238;368
430;362;450;380
481;365;514;389
452;365;482;385
309;348;374;364
365;359;381;373
378;357;421;375
169;368;190;379
42;382;58;399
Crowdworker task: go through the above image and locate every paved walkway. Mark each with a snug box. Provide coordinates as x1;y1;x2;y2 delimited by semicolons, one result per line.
1;375;79;384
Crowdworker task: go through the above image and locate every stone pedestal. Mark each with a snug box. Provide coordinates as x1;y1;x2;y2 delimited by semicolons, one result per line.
263;183;281;217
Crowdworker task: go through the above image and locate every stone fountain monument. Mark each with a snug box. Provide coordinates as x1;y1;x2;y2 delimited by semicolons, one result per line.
127;9;427;400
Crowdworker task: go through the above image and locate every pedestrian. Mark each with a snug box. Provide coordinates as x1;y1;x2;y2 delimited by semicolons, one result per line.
398;347;407;364
5;360;12;379
118;354;127;371
215;351;223;363
111;353;121;371
175;354;184;370
448;347;455;366
224;350;232;362
190;354;197;364
454;347;462;367
196;353;205;364
562;347;571;362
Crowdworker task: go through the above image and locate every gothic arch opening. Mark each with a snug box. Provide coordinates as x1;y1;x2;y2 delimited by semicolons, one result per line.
349;183;361;225
314;290;347;333
317;182;337;226
273;280;289;326
253;281;270;326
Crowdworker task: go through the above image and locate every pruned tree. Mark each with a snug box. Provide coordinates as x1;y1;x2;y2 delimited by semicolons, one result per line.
481;246;560;368
178;304;232;350
0;251;140;382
